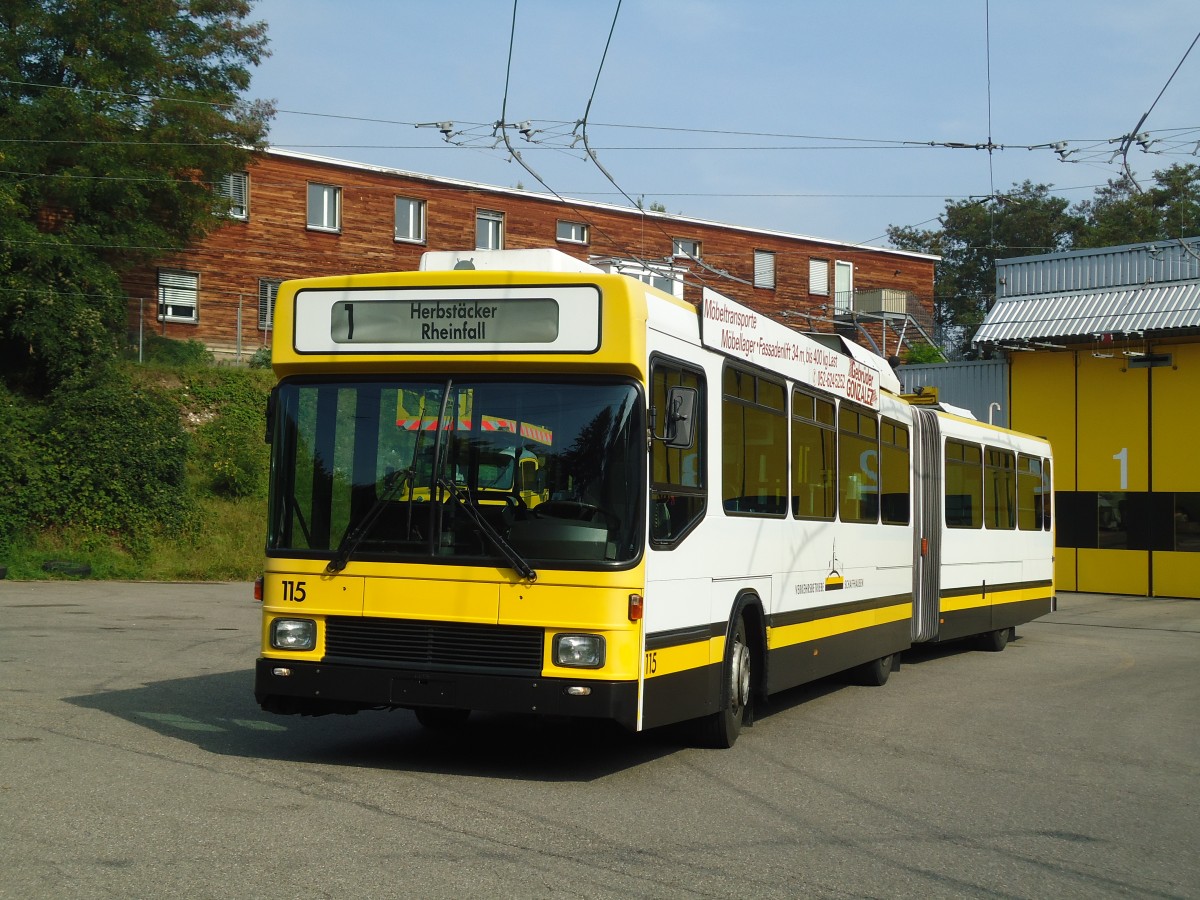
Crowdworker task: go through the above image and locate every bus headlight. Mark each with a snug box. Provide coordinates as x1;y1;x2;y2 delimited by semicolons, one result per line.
553;634;605;668
271;618;316;651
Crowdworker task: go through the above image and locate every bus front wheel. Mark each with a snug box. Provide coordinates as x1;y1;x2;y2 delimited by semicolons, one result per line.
699;612;752;749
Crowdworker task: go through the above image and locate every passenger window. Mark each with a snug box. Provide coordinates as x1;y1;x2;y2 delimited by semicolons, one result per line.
880;418;909;525
722;367;787;517
945;439;983;528
838;405;878;523
792;389;836;520
986;447;1016;530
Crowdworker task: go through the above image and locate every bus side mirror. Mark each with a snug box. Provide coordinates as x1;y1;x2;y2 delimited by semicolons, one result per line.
652;386;697;449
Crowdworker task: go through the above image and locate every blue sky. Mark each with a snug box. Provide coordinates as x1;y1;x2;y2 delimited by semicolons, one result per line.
246;0;1200;248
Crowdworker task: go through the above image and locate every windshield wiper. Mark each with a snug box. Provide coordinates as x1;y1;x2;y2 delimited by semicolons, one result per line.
325;468;411;573
437;477;537;582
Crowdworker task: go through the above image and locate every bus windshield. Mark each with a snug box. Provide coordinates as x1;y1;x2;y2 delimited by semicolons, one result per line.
268;378;645;569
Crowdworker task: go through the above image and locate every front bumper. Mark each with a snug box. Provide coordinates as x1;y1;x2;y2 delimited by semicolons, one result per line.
255;658;639;729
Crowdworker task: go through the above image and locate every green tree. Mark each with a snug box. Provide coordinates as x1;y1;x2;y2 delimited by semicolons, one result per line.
0;0;273;391
1073;164;1200;248
888;181;1081;356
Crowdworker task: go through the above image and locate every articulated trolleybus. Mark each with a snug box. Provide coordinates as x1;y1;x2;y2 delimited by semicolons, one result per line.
256;248;1054;747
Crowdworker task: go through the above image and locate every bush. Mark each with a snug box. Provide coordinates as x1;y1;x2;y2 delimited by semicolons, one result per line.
901;343;946;364
248;346;272;369
181;367;272;499
138;333;214;367
30;366;195;553
0;385;41;554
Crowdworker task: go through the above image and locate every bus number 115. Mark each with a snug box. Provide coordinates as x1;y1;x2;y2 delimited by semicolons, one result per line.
280;580;307;603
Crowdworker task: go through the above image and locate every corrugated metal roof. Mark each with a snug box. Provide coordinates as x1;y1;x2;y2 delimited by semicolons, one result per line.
974;281;1200;345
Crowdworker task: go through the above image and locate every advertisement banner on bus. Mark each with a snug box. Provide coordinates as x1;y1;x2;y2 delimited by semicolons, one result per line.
700;288;881;410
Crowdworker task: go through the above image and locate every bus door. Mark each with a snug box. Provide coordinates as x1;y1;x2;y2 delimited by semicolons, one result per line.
911;407;942;641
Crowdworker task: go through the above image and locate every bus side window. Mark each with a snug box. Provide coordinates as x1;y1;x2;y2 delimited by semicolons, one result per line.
945;439;983;528
650;358;706;545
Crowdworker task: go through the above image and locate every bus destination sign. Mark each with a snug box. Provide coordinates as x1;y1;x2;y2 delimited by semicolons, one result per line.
331;297;559;344
292;285;601;354
700;287;882;410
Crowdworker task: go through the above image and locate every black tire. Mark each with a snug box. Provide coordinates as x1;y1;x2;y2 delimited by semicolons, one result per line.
698;612;753;749
414;707;471;730
852;653;894;687
979;626;1013;652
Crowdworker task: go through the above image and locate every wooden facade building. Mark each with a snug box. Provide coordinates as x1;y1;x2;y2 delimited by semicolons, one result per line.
122;149;937;361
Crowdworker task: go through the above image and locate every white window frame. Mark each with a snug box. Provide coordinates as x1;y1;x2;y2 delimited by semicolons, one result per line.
835;260;854;314
258;278;282;331
672;238;701;259
307;182;341;232
753;250;776;289
476;209;505;250
157;269;198;323
395;196;426;243
809;258;830;296
215;172;248;220
556;220;589;244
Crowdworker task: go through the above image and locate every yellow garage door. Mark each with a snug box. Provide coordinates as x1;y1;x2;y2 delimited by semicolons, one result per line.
1149;342;1200;598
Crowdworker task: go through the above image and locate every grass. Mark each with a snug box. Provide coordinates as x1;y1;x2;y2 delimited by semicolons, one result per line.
1;496;265;582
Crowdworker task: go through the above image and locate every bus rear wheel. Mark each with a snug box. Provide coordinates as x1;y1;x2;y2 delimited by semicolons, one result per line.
852;653;894;686
699;613;752;749
979;626;1014;652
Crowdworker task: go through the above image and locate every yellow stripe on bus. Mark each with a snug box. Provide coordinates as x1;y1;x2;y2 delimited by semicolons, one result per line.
768;603;911;651
941;584;1052;613
643;636;723;679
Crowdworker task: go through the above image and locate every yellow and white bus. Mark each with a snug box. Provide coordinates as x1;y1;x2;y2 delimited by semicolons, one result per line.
255;249;1054;747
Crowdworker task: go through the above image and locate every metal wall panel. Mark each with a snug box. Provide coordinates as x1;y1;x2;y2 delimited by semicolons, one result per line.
896;359;1010;426
998;238;1200;298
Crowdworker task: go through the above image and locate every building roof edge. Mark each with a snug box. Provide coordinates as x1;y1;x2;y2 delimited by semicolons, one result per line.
262;147;939;263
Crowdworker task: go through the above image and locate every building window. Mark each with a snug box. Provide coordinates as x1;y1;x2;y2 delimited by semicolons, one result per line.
809;258;829;296
258;279;281;331
395;197;426;243
215;172;248;220
673;238;701;259
476;209;504;250
754;250;776;289
834;260;854;314
157;269;198;323
591;257;684;300
557;220;589;244
307;183;341;232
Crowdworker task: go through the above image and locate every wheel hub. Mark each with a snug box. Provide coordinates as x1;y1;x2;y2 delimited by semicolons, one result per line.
730;640;750;712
